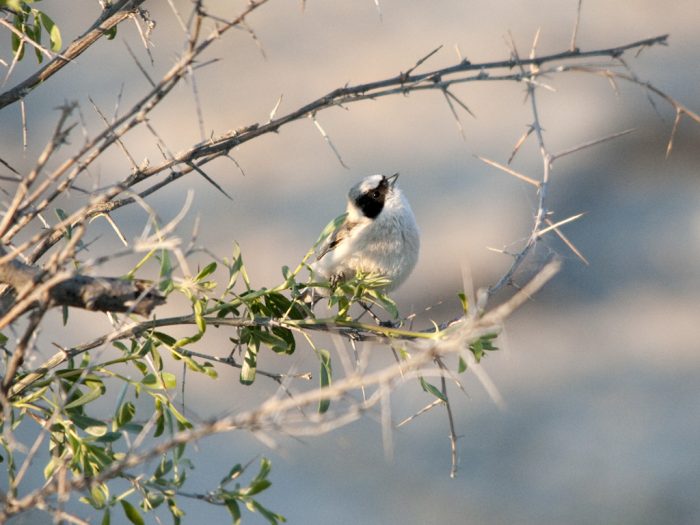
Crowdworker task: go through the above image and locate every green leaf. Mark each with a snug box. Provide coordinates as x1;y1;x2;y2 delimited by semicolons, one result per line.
64;384;104;410
142;372;176;390
272;327;296;354
194;300;206;334
470;339;484;362
318;349;332;414
250;327;293;355
225;499;241;525
105;25;117;40
89;482;109;509
43;457;58;479
112;341;128;353
167;498;185;523
152;331;177;346
143;491;165;510
419;377;447;402
221;463;243;485
11;15;25;60
2;1;26;14
14;385;48;406
264;292;304;320
248;499;286;525
37;11;61;51
120;500;145;525
71;413;108;437
120;422;144;435
240;339;258;385
458;356;467;373
33;15;43;64
256;457;272;480
242;479;271;496
154;457;173;479
154;402;165;438
158;250;173;292
195;261;217;282
457;291;468;314
202;361;218;379
162;396;192;428
95;431;122;443
116;401;135;427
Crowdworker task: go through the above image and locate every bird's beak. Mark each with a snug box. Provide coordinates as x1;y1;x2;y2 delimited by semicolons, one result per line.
387;172;399;187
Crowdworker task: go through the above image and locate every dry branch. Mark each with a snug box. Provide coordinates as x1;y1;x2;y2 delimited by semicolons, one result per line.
4;33;671;265
0;247;164;317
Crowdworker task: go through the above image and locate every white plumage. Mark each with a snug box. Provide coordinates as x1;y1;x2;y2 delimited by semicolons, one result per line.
310;173;419;292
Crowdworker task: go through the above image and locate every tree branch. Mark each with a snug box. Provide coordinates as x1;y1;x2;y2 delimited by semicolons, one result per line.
0;0;147;110
0;246;165;318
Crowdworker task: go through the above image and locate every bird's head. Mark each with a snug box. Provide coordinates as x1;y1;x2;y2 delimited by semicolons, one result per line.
348;173;399;220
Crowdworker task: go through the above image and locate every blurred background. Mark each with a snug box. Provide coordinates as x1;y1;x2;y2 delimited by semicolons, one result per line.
1;0;700;523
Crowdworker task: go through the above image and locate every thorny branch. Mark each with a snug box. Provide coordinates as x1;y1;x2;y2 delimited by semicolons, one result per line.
0;32;672;268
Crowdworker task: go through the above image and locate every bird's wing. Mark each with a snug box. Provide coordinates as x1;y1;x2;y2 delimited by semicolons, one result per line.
316;216;359;261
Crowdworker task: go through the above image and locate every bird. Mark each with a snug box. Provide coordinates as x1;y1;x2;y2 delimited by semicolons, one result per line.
307;172;420;298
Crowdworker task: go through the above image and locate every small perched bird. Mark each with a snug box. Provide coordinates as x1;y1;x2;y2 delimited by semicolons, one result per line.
308;172;420;295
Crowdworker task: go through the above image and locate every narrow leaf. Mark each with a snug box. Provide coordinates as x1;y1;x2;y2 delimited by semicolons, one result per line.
64;386;103;410
195;261;217;281
38;12;62;51
225;499;242;525
458;357;468;373
419;377;447;402
120;500;145;525
318;349;332;413
240;340;258;385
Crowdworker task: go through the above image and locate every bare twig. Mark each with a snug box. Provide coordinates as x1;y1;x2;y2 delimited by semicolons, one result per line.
310;113;349;169
545;218;589;265
440;374;459;478
570;0;584;51
551;128;636;161
476;155;540;187
536;212;585;237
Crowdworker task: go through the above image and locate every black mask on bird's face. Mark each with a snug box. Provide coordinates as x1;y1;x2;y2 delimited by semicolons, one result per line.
354;176;390;219
349;173;398;219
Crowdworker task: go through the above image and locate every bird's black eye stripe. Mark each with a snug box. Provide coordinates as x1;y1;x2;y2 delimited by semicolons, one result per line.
355;193;383;218
356;182;389;219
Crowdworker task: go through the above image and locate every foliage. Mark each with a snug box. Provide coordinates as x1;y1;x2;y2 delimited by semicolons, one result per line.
2;0;62;63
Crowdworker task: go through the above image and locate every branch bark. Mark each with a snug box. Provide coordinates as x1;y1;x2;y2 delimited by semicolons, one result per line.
0;247;164;317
